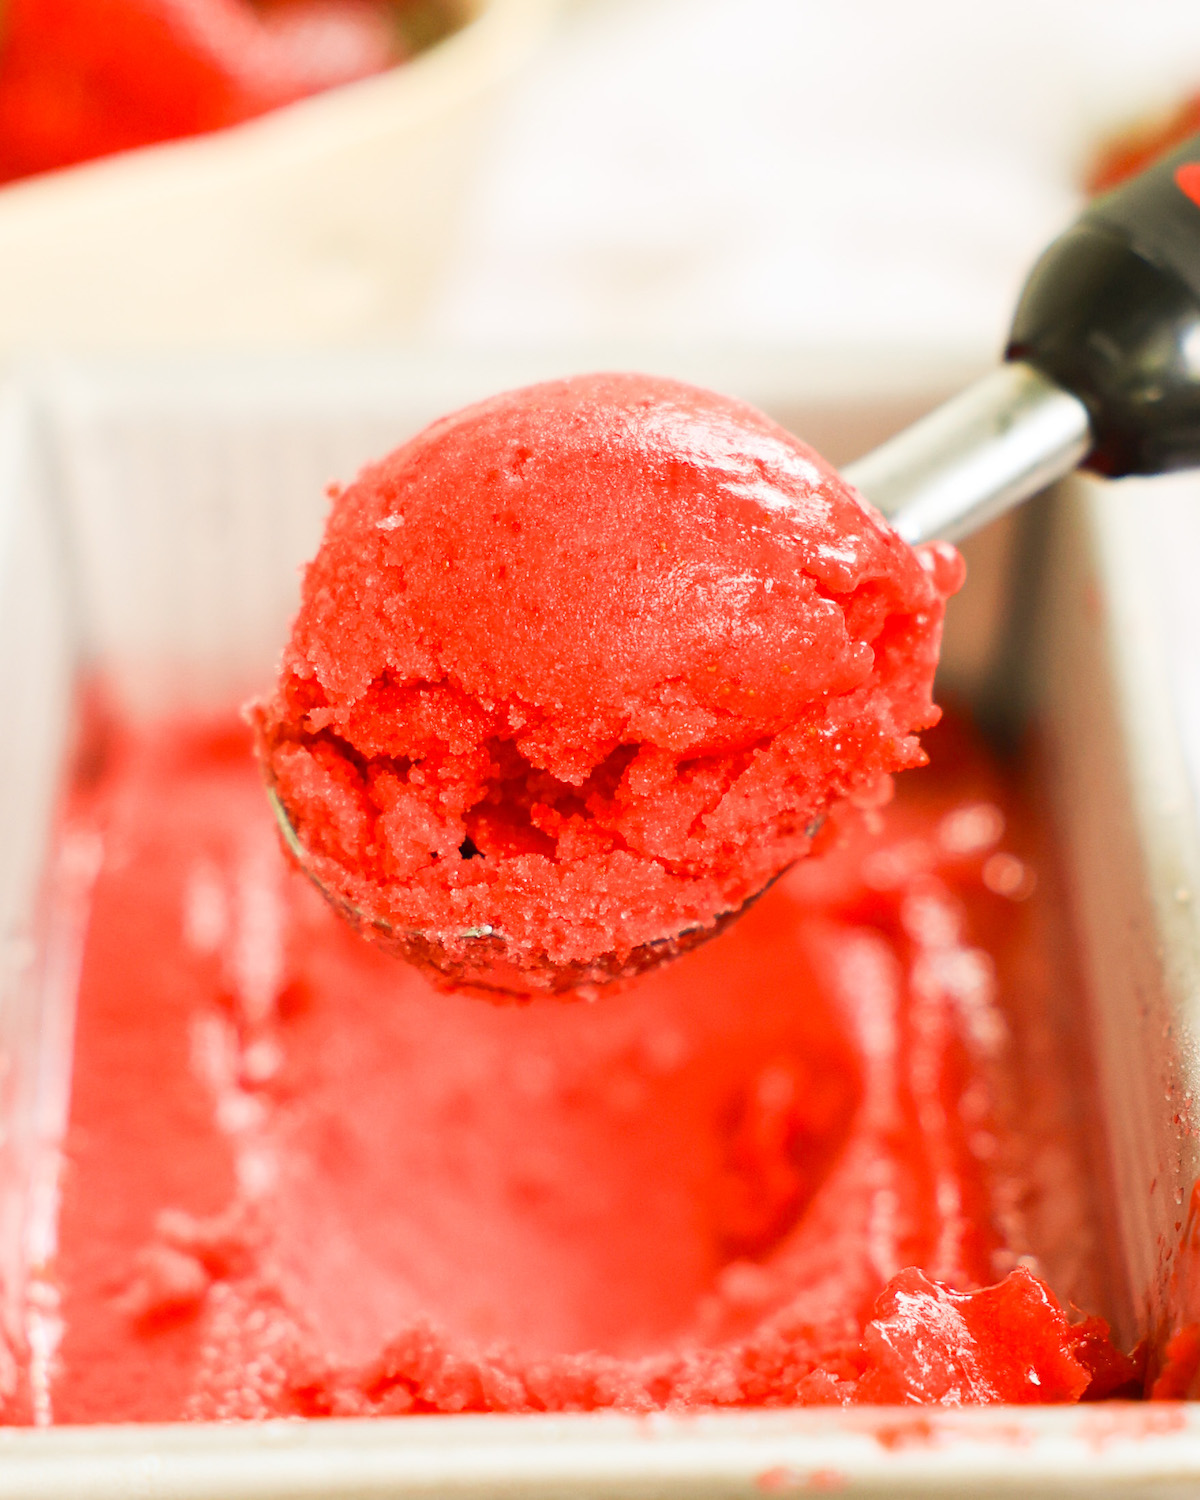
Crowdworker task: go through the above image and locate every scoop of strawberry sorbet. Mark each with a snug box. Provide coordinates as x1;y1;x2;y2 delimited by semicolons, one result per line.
253;373;964;997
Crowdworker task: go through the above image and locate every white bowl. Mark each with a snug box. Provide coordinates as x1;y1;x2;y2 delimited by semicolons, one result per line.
0;0;554;356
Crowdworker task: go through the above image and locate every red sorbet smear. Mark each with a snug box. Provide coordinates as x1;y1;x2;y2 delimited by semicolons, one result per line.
252;373;965;996
22;702;1133;1424
0;0;398;183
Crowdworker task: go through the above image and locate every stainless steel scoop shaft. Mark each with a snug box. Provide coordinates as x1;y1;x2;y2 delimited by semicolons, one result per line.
843;361;1093;546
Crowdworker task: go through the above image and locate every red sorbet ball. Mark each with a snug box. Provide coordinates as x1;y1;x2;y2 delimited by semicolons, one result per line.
253;373;964;996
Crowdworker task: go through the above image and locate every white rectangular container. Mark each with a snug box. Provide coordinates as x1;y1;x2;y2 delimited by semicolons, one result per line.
0;353;1198;1497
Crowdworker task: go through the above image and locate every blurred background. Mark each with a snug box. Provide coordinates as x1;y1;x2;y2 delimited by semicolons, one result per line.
4;0;1200;389
432;0;1200;368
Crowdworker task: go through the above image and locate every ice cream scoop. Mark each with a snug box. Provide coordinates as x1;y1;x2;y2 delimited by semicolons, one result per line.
261;137;1200;999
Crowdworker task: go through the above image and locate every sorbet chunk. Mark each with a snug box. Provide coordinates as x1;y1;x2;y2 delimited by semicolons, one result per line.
254;374;964;994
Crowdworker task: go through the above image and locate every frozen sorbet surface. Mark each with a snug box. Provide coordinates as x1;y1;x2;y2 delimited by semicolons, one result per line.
254;374;964;993
24;705;1131;1423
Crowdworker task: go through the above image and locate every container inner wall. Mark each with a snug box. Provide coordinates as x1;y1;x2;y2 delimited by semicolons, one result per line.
0;384;77;1419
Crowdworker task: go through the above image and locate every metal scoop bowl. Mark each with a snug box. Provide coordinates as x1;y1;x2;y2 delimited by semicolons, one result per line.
266;784;774;998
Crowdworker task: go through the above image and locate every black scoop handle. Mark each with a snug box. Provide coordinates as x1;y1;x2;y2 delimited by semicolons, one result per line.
1007;132;1200;477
